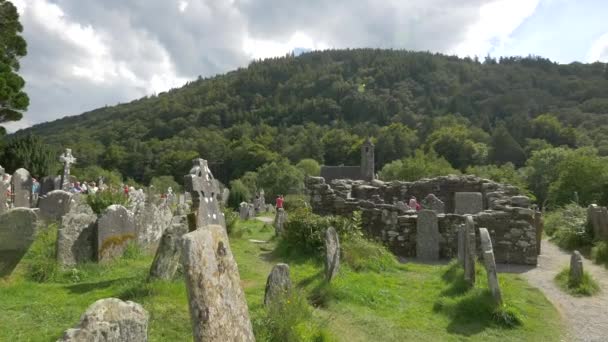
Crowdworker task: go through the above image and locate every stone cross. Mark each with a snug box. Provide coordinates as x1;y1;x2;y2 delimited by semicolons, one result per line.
59;148;76;191
183;158;224;229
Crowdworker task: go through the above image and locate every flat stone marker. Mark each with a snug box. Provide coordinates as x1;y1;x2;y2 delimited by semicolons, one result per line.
464;215;476;287
58;298;149;341
97;205;136;262
570;250;584;286
183;158;224;228
149;215;188;281
57;205;97;267
325;226;340;282
264;263;292;307
422;194;445;213
274;208;287;236
181;224;254;341
416;210;440;261
0;208;38;277
38;190;73;222
11;168;33;208
479;227;502;306
454;192;483;215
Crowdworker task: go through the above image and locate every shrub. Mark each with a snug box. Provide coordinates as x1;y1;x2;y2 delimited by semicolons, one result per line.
283;194;309;211
379;149;459;181
223;208;240;236
22;224;59;282
86;190;129;215
150;175;182;193
591;241;608;266
228;179;251;210
544;204;592;250
341;235;399;272
554;268;600;296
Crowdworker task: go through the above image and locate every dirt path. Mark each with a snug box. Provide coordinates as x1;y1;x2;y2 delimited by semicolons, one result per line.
500;240;608;342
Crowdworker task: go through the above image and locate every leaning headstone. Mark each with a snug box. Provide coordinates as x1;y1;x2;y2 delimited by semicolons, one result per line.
325;226;340;282
464;215;476;287
264;263;292;307
479;228;502;305
274;208;287;236
239;202;249;220
454;192;483;215
59;148;77;191
457;223;465;266
134;202;173;251
0;208;38;277
183;158;224;228
38;190;73;222
11;168;33;208
422;194;445;213
96;205;136;262
149;215;188;281
57;204;97;267
181;225;255;341
58;298;149;342
416;210;440;261
570;250;584;286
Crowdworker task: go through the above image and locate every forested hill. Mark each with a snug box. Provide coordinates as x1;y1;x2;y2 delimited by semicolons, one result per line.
12;49;608;187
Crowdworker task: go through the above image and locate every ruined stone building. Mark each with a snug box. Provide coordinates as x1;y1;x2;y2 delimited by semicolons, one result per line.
320;138;375;182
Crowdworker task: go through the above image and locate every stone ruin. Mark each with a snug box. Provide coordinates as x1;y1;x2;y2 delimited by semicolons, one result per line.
320;137;375;183
307;174;541;265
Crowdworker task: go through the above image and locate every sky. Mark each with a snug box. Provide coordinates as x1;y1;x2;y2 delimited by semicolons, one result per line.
5;0;608;132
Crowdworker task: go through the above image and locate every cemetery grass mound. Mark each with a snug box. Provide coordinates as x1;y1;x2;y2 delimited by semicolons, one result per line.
554;268;600;297
0;220;564;341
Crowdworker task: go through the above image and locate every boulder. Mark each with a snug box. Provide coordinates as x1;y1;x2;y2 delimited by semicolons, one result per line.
264;263;292;307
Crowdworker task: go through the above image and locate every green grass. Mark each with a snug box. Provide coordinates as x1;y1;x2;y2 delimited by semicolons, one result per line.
0;218;564;341
554;268;600;296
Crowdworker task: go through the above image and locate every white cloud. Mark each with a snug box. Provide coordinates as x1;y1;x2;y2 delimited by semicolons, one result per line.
243;32;330;59
587;32;608;62
178;1;188;13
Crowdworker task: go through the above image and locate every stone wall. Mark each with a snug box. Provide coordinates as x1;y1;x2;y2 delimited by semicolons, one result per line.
306;175;539;265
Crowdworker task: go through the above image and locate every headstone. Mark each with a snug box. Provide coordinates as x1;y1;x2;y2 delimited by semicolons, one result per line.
422;194;445;213
239;202;249;220
183;158;224;229
274;208;287;236
11;168;33;208
57;204;97;267
248;203;255;218
416;210;440;261
479;228;502;305
97;205;136;262
134;202;173;251
222;188;230;205
457;223;465;266
0;208;38;277
38;190;73;222
325;226;340;282
40;176;56;196
59;148;76;191
149;215;188;281
264;263;292;307
570;250;584;286
464;215;476;287
534;210;543;255
454;192;483;215
0;171;8;215
587;204;608;240
58;298;149;342
181;225;255;341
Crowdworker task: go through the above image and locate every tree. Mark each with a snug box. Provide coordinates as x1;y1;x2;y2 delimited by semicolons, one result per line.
0;134;57;178
0;0;29;133
256;159;304;199
150;175;182;193
466;163;530;197
489;123;526;166
228;179;251;209
379;149;459;181
375;123;418;167
296;158;321;176
426;125;488;170
548;152;608;207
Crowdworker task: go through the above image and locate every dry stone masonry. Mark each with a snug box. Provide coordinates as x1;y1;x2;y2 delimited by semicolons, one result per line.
264;263;292;307
307;174;539;265
422;193;445;213
0;208;38;277
97;205;136;262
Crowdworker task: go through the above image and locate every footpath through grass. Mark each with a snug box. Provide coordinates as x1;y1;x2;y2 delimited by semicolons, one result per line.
0;218;564;341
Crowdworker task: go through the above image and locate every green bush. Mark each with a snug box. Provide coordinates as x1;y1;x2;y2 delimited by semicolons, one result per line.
544;204;592;250
150;175;182;193
228;179;251;210
341;235;400;272
86;190;129;215
224;208;240;236
554;268;600;296
591;241;608;266
283;194;309;211
22;224;59;282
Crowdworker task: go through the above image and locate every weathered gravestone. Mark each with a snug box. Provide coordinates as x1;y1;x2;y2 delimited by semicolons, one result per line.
464;215;476;287
38;190;73;222
59;148;76;191
0;208;38;277
134;201;173;251
58;298;149;342
274;208;287;236
57;203;97;267
221;188;230;205
40;176;56;196
97;205;136;262
181;225;255;341
264;263;292;307
0;167;8;215
183;158;224;228
479;228;502;305
570;250;584;286
149;215;188;281
239;202;250;220
325;226;340;282
416;210;440;261
454;192;483;215
11;168;33;208
587;204;608;240
422;194;445;213
457;223;465;266
248;203;255;218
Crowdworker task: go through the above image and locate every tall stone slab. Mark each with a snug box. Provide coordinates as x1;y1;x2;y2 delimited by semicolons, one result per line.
534;210;543;255
587;204;608;240
457;224;465;266
464;215;476;287
479;228;502;306
57;204;97;267
38;190;73;222
97;205;136;262
39;176;56;196
264;263;292;307
0;170;8;215
416;210;440;261
274;208;287;236
325;226;340;282
0;208;38;277
570;250;584;286
239;202;249;220
454;192;483;215
11;168;33;208
183;158;224;229
135;201;173;251
149;215;188;281
181;225;254;341
58;298;149;342
422;194;445;213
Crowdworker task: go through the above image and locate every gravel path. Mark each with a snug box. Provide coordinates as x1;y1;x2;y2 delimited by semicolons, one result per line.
500;239;608;342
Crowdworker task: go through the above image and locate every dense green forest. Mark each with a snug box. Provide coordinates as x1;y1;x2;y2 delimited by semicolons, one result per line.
4;49;608;208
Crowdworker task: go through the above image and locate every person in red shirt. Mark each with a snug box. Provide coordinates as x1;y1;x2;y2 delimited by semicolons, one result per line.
123;185;129;196
276;195;284;209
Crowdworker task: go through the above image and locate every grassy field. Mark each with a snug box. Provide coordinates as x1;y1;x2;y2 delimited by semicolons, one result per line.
0;218;564;341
